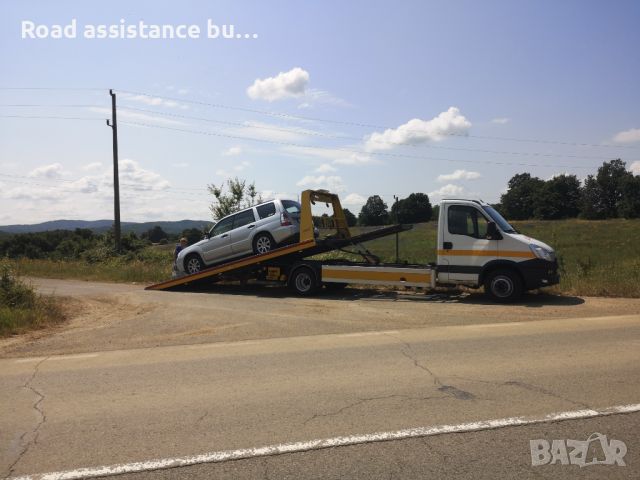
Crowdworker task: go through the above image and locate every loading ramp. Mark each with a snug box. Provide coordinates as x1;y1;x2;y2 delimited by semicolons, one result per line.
146;190;410;291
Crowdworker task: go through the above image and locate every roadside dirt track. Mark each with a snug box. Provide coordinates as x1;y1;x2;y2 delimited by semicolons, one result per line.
2;277;639;358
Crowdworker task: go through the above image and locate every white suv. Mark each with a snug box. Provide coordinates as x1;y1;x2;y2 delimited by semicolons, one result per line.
176;199;302;275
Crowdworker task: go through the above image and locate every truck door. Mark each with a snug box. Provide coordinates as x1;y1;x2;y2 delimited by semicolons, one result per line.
438;204;497;284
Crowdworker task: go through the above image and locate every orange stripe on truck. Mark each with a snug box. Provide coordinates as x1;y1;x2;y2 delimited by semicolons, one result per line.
437;249;535;258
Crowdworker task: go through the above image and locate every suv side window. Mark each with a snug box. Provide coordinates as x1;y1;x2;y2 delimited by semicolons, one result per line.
448;205;489;239
233;209;256;229
281;200;301;215
256;202;276;219
211;216;234;237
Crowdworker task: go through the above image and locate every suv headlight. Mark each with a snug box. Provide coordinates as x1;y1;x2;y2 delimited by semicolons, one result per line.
529;244;555;262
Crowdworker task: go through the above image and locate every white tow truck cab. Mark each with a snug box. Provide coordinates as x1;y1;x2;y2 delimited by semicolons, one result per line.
435;199;559;301
148;190;559;302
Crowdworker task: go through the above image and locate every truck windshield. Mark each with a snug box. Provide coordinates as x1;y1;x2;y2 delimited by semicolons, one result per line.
482;205;517;233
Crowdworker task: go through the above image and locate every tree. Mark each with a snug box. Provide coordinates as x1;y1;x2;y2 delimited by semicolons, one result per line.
208;177;261;220
534;174;581;219
618;174;640;218
500;173;545;220
431;204;440;221
358;195;389;226
181;227;205;244
342;208;357;227
143;226;168;243
391;193;432;223
581;159;632;219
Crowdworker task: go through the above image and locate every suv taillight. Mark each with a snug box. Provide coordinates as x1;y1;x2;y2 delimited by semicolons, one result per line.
280;212;292;226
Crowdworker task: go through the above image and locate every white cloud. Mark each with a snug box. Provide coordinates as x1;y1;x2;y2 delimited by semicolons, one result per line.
364;107;471;151
491;117;510;124
342;193;366;205
429;184;464;198
437;169;481;182
630;161;640;176
281;145;375;166
227;121;315;142
28;163;64;179
116;159;170;191
296;175;346;192
120;93;188;110
3;186;65;201
315;163;337;173
216;161;251;177
613;128;640;144
177;88;189;95
302;88;351;109
247;67;310;102
223;146;242;156
82;162;103;172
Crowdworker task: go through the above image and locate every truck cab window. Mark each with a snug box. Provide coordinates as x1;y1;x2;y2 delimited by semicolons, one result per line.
448;205;489;239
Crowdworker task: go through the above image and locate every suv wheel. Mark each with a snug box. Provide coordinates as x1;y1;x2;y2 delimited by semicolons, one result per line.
484;269;523;303
184;254;204;275
253;233;274;255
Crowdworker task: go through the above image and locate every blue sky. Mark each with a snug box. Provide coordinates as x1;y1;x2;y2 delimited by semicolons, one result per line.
1;0;639;224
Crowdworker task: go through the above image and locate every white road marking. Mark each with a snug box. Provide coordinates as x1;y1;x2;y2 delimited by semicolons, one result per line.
11;403;640;480
335;330;399;338
187;341;260;350
14;354;99;364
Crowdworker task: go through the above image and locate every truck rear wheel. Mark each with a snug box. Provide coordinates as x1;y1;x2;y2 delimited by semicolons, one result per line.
289;266;319;296
484;269;523;303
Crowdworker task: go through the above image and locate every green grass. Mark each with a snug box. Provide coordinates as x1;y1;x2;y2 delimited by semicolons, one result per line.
12;245;174;283
6;219;640;297
315;219;640;298
0;261;66;336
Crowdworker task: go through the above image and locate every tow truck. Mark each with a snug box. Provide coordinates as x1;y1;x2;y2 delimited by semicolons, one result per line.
146;190;559;302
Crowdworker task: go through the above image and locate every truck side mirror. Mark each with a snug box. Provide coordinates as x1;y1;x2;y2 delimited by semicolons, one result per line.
487;221;501;240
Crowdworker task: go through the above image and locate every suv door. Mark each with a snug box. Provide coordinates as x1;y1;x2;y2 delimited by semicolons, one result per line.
229;208;258;254
439;204;497;284
202;215;234;263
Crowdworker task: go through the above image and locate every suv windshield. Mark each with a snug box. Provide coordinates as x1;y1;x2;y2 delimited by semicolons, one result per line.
482;205;517;233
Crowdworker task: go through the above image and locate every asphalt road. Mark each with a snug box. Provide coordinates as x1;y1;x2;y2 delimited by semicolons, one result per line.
1;279;639;479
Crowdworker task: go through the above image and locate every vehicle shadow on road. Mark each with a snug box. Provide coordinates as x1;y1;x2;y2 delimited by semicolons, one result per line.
172;283;584;307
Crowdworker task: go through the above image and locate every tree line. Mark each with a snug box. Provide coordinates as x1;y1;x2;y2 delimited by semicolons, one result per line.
498;159;640;220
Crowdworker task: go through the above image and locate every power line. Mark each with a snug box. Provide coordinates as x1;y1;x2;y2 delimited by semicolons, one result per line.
115;89;639;150
110;106;627;162
0;173;210;196
2;101;636;160
0;87;105;91
0;104;105;108
0;114;104;121
118;120;616;169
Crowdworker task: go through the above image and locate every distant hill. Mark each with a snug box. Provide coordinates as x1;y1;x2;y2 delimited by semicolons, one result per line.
0;219;213;235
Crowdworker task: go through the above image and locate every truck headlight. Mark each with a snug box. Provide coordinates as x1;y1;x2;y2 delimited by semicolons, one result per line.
529;244;555;262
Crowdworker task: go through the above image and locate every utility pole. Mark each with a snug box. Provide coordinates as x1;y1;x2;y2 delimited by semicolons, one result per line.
393;195;399;264
106;89;121;252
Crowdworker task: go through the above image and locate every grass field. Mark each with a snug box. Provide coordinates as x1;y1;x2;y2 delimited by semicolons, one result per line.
317;219;640;297
7;219;640;297
1;261;66;337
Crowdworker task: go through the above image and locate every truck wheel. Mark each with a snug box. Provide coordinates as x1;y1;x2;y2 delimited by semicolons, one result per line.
290;267;319;296
184;254;204;275
484;269;523;303
253;233;274;255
